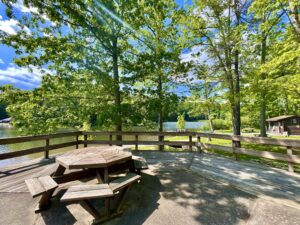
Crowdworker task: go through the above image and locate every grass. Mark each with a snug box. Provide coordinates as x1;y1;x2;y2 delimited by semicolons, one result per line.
166;133;300;173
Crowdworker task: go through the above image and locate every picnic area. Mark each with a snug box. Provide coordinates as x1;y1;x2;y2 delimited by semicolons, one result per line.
0;131;300;225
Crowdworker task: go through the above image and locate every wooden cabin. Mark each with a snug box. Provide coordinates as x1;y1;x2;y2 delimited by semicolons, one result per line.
267;115;300;135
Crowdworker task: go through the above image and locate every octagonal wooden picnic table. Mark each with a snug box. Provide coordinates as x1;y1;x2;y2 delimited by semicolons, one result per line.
49;146;133;216
53;146;133;183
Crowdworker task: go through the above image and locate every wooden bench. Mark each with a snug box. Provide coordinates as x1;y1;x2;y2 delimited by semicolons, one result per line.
60;173;141;223
61;184;114;220
132;156;148;175
25;175;58;212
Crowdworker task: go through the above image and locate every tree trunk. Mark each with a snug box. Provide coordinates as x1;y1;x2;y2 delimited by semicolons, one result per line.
289;1;300;36
207;108;213;142
208;109;214;133
233;44;241;137
158;73;163;150
259;36;267;137
112;37;122;142
233;0;241;147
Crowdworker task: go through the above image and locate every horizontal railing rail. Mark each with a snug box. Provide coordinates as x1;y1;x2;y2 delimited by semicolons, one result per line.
0;131;81;145
0;130;299;172
0;131;81;160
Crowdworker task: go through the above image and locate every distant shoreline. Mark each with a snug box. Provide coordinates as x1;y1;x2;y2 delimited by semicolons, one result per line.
0;123;13;128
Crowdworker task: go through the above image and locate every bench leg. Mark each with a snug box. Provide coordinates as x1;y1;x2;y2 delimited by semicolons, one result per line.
115;186;131;213
105;198;110;216
35;189;55;213
79;200;101;220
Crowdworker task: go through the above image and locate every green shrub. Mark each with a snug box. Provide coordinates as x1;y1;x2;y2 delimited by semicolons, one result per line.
242;127;255;133
199;121;211;132
199;119;231;132
241;116;259;129
212;119;231;130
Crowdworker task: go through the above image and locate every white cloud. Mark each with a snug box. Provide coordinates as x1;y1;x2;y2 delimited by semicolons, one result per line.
180;45;210;64
13;0;56;26
0;64;50;89
0;17;31;35
0;19;20;35
13;0;38;14
0;15;2;20
0;59;4;64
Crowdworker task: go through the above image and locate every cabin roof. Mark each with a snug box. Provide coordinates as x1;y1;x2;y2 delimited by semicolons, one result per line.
266;115;298;122
0;117;11;122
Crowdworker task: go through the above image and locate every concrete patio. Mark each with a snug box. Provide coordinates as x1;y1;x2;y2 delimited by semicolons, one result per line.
0;151;300;225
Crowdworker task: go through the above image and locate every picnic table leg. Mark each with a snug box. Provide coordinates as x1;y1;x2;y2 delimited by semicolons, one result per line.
35;189;56;213
51;165;66;177
79;200;101;220
96;168;110;217
96;170;104;184
104;167;109;183
96;168;109;184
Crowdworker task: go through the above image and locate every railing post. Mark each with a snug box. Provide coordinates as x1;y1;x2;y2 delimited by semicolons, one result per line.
84;134;88;148
76;135;79;149
287;146;294;173
189;135;192;151
197;135;201;153
44;138;49;159
135;135;138;150
109;134;113;146
159;135;164;151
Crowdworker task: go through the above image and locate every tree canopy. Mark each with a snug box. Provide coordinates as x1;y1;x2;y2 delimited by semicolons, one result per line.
0;0;299;135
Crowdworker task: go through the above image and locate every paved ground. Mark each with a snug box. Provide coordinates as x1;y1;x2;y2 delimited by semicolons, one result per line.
0;151;300;225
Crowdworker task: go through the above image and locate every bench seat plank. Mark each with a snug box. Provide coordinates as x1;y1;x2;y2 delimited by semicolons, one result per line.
38;176;58;191
25;176;58;198
61;184;113;202
109;173;141;193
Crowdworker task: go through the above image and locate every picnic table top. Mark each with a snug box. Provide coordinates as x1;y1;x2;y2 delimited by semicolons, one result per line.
56;146;132;169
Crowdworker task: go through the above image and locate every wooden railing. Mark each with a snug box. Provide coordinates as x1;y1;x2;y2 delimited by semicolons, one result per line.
0;131;81;160
0;131;299;172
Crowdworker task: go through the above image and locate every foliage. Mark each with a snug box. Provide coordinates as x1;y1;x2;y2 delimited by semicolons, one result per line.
212;119;231;130
176;113;185;130
0;0;299;136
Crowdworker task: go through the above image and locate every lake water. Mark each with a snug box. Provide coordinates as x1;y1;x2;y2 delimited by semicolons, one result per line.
163;121;206;131
0;125;76;167
0;121;205;166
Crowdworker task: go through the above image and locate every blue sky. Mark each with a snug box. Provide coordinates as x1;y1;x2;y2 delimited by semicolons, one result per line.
0;0;193;91
0;1;44;90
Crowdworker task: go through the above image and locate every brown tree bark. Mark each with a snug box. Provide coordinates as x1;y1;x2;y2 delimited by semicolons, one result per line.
158;72;164;150
259;35;267;137
233;0;241;138
112;37;122;142
289;0;300;35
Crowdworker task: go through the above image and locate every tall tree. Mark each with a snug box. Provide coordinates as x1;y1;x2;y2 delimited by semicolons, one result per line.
183;0;249;138
1;0;139;138
247;0;298;136
184;65;221;133
127;0;185;132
